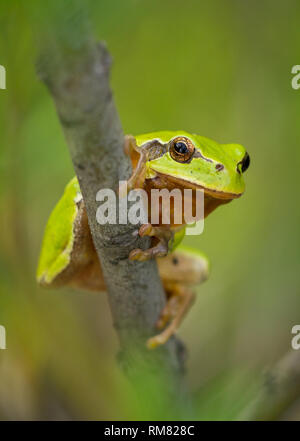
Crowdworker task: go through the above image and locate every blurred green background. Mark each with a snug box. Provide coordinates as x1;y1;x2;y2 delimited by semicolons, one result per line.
0;0;300;420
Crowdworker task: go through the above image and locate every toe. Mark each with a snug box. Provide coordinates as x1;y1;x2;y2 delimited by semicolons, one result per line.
146;335;165;350
129;249;149;261
139;223;153;237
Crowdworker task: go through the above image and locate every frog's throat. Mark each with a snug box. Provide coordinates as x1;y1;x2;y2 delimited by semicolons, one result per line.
149;172;243;200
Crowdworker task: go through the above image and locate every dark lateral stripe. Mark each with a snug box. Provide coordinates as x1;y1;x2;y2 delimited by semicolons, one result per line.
193;150;213;163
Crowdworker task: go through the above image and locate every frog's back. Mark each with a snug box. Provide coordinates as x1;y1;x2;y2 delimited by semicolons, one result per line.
36;177;81;285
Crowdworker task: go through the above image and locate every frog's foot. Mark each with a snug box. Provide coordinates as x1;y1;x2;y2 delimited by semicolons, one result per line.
129;241;168;261
146;285;195;349
129;224;173;261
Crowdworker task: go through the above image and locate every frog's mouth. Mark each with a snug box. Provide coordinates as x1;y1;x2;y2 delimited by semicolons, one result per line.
146;171;242;221
153;172;243;200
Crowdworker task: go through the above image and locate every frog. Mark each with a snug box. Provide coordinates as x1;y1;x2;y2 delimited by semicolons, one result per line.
123;131;249;260
37;131;249;348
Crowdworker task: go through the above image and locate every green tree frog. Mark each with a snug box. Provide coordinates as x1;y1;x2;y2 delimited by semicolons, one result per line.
37;131;249;348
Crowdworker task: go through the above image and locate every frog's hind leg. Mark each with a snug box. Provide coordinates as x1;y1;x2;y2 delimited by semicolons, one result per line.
147;283;195;349
52;200;105;292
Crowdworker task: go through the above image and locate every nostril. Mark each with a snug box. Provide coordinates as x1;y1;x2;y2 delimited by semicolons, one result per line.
215;163;224;171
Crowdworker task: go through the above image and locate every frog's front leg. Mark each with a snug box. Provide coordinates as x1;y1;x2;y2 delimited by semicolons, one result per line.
124;135;148;192
123;135;174;261
129;224;174;261
147;283;195;349
123;135;164;193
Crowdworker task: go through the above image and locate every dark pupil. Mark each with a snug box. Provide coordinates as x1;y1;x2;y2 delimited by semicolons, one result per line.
174;142;188;154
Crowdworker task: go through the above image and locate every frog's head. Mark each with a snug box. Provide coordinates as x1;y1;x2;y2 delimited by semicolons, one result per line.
138;131;250;200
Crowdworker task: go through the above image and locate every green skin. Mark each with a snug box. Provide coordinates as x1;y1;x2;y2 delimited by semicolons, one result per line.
37;177;81;285
36;177;205;285
37;131;247;288
135;131;246;196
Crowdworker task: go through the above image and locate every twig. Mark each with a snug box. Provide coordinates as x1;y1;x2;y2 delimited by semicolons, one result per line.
237;350;300;420
34;2;190;417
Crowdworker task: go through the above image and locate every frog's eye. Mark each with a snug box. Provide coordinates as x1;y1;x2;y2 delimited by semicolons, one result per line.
169;137;195;163
238;152;250;173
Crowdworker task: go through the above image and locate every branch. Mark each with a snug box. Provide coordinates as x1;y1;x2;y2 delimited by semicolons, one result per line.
34;3;190;417
237;350;300;420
